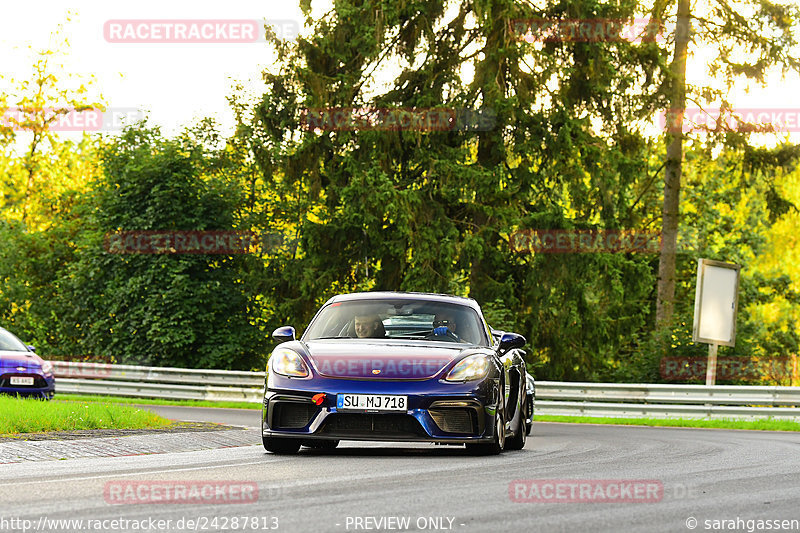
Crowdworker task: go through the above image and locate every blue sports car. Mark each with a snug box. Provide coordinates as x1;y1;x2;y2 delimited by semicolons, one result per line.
0;327;55;399
262;292;529;455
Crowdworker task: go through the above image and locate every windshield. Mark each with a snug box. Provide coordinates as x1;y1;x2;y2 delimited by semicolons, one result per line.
303;298;489;346
0;328;29;352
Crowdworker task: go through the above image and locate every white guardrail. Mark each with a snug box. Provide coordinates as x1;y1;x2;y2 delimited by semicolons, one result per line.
52;362;800;420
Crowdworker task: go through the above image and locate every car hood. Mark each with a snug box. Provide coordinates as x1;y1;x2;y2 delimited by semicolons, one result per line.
0;350;43;371
301;340;476;379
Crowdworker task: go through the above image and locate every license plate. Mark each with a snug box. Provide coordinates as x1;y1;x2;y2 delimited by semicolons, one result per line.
10;376;34;386
337;394;407;412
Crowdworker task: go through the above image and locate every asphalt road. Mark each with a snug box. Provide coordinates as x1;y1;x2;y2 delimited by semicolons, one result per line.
2;407;800;533
140;404;262;427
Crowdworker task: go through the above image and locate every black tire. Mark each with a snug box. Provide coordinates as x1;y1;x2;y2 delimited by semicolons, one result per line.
505;401;527;451
525;397;533;436
302;439;340;450
262;436;302;454
466;408;505;456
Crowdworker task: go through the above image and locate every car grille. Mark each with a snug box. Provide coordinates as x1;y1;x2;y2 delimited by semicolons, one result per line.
272;402;318;429
429;408;478;434
319;414;427;438
0;374;48;388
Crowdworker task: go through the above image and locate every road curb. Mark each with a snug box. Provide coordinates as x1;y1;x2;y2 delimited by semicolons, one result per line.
0;426;260;464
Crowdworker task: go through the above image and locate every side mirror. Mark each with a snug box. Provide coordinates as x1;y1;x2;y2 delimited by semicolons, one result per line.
498;332;525;352
272;326;296;343
26;345;36;352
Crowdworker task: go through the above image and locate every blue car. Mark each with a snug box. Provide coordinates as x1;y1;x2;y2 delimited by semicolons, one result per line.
0;327;55;400
262;292;529;455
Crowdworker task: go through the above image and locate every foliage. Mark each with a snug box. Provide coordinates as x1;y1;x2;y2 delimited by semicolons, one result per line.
0;1;798;382
52;125;266;369
0;14;103;226
239;0;671;379
617;142;800;384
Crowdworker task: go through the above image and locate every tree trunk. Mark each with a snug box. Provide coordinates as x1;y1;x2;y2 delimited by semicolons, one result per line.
655;0;691;326
469;5;506;302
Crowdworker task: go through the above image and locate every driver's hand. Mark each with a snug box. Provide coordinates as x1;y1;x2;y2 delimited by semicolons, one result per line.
433;326;449;336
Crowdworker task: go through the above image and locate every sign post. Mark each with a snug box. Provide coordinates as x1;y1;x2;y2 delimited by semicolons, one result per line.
692;259;740;386
705;343;718;385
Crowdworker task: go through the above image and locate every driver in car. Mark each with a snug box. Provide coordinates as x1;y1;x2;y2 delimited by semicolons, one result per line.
354;314;386;338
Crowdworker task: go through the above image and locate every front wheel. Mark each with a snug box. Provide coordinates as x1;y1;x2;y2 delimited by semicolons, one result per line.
466;409;505;456
505;406;527;451
525;397;533;436
262;436;302;454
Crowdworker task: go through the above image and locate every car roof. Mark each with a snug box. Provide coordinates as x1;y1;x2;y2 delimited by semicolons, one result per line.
325;291;482;312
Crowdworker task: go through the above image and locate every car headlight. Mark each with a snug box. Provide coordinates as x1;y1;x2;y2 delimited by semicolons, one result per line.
41;361;53;374
270;348;310;378
445;354;490;382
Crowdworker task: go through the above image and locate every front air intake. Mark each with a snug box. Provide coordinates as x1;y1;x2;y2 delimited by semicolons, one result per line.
273;402;318;429
429;408;478;434
319;414;427;438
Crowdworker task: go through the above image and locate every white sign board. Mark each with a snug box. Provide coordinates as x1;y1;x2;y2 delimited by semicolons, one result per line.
692;259;740;347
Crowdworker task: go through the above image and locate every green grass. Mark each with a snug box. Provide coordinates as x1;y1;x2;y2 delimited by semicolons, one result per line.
535;414;800;432
0;395;172;434
56;394;260;410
